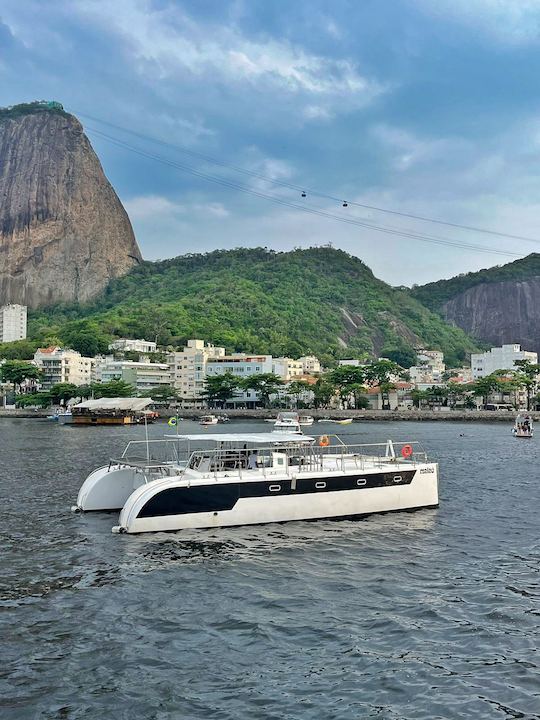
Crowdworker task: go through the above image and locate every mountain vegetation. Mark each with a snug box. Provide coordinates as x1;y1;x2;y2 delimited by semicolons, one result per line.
411;253;540;311
27;247;479;367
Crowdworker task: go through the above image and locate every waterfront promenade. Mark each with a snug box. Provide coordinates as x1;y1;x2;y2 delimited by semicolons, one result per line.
1;407;535;422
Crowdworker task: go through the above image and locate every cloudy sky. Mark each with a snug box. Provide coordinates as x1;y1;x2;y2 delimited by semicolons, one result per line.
2;0;540;285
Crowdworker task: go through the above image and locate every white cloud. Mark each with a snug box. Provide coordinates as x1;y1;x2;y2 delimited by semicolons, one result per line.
74;0;383;111
125;195;185;220
371;125;470;171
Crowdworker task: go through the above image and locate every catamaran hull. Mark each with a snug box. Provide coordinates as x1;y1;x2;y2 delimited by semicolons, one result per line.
75;465;142;512
113;464;439;534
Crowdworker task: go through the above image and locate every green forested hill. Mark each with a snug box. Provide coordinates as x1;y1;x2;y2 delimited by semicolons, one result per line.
28;247;479;366
411;253;540;310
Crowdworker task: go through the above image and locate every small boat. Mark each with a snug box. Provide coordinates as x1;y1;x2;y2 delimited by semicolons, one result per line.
298;414;314;426
217;415;230;423
57;408;73;425
512;413;533;438
318;418;353;425
200;414;219;426
274;412;301;433
73;432;439;534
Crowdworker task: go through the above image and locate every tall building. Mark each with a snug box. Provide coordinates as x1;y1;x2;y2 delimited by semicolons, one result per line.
34;347;95;389
0;304;27;342
471;344;538;379
167;340;226;404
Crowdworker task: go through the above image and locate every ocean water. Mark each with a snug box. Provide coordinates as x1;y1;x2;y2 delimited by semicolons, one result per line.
1;418;539;719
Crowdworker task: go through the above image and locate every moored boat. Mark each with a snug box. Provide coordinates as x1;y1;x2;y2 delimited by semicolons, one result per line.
298;414;314;426
72;431;439;534
199;414;219;426
71;397;156;425
274;411;301;433
512;413;533;438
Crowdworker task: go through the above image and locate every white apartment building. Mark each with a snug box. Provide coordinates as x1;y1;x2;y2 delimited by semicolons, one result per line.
416;349;445;373
0;304;27;342
272;357;304;382
34;347;94;389
108;338;157;354
168;340;226;404
94;357;171;393
471;344;538;379
299;355;321;375
338;359;363;367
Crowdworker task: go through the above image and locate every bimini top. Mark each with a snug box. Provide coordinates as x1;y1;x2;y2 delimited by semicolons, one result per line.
165;432;314;444
74;397;153;411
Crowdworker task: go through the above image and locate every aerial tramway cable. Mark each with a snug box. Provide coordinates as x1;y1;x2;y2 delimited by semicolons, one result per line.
71;108;540;248
85;125;522;259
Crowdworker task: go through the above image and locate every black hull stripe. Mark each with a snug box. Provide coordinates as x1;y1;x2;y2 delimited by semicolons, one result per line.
137;470;420;518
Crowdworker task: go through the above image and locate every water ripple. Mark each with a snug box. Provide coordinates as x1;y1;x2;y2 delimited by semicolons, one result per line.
1;419;539;719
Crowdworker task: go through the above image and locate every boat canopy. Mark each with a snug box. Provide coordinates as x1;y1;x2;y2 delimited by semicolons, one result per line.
73;397;154;411
165;432;314;444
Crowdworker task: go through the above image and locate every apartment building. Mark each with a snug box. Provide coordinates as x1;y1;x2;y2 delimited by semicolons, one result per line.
94;357;171;393
34;347;94;389
108;338;157;354
0;304;27;342
167;340;226;404
471;344;538;379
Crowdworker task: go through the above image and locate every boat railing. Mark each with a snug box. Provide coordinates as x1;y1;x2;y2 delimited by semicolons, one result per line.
184;439;429;480
115;439;187;468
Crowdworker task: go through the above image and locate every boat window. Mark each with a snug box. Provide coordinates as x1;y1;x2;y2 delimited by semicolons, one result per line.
269;485;281;492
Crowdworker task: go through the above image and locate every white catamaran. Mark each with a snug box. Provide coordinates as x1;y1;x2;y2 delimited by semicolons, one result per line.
73;431;439;534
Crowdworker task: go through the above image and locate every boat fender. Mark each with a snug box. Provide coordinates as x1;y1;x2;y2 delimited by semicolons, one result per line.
111;525;127;534
70;505;81;513
401;444;413;459
319;435;330;447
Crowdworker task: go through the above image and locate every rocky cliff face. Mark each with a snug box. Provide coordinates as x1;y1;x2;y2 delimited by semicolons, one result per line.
0;105;142;308
443;277;540;354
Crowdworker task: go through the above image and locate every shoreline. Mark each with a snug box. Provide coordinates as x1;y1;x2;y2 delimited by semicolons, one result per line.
0;408;534;422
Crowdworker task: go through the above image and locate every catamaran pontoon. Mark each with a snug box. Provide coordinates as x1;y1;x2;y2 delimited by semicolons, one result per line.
72;431;439;534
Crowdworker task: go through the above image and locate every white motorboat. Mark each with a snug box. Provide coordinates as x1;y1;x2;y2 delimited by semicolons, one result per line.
274;412;301;433
199;414;219;426
72;431;439;534
512;413;533;438
298;415;314;426
57;409;73;425
318;418;353;425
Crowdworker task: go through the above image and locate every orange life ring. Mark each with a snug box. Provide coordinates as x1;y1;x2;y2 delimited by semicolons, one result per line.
401;444;413;459
319;435;330;447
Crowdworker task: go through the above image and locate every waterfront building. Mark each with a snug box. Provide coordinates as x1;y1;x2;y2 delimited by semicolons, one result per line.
0;304;27;342
471;344;538;379
167;340;226;405
94;357;171;393
108;338;157;354
34;347;94;389
206;353;274;407
364;382;415;411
